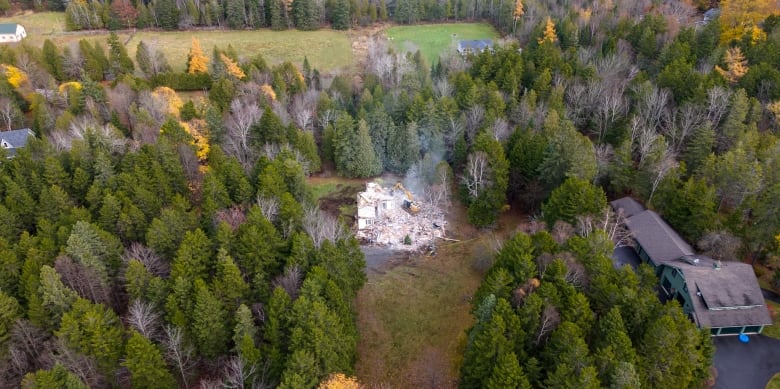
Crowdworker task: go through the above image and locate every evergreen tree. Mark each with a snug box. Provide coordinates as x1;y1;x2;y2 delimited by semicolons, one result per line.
21;363;88;389
293;0;319;30
541;177;607;226
485;351;531;389
331;0;350;30
192;279;229;358
123;331;177;389
56;298;124;375
227;0;248;28
42;39;64;81
155;0;179;30
107;32;134;77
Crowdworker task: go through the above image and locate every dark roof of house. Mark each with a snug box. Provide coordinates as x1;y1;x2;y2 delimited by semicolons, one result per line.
703;8;720;19
666;257;772;328
1;128;34;148
610;197;646;218
458;40;493;50
625;210;694;265
0;24;19;35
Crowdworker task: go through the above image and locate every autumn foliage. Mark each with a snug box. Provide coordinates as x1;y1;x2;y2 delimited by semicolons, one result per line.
538;17;557;44
220;53;246;79
318;373;362;389
719;0;779;44
715;47;748;83
187;38;209;74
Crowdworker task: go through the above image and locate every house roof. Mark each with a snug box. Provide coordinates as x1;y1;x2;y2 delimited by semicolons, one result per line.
458;40;493;50
666;257;772;328
610;197;646;218
0;128;34;148
0;24;19;35
625;210;694;265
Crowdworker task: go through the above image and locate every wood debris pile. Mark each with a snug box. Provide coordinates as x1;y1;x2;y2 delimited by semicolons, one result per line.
355;182;447;251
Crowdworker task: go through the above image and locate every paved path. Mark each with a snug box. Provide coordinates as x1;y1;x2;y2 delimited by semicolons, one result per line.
714;335;780;389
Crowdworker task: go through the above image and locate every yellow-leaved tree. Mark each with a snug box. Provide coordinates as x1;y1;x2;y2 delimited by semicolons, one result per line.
512;0;524;33
715;47;749;83
538;17;558;44
260;84;276;101
152;86;183;117
220;53;246;79
719;0;779;44
318;374;361;389
4;65;27;89
187;38;209;74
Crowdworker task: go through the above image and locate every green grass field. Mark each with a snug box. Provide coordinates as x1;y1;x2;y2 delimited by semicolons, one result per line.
126;29;353;72
0;12;353;71
386;23;499;65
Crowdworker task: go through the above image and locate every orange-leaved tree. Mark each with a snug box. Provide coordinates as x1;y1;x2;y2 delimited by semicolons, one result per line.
715;47;749;83
318;373;362;389
220;53;246;79
538;17;558;44
187;38;209;74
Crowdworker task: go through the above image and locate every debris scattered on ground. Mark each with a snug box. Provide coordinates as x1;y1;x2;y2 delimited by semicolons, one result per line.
355;182;447;251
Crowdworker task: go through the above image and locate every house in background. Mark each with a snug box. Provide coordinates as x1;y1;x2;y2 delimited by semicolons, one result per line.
356;183;395;230
457;40;493;55
1;128;35;158
612;197;772;336
0;24;26;43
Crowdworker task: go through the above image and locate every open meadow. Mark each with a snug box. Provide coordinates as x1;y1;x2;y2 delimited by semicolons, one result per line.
386;23;499;64
0;12;354;71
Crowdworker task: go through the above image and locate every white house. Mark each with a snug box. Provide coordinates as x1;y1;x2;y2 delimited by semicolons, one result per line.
0;24;26;43
1;128;34;158
457;40;493;55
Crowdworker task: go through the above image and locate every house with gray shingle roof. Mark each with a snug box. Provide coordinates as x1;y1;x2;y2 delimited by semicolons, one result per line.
612;197;772;336
0;24;26;43
457;40;493;55
1;128;34;158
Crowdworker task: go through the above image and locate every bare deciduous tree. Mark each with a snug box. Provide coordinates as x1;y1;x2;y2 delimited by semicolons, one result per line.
535;305;561;345
0;97;20;131
224;98;262;170
163;325;196;389
697;230;742;261
1;320;54;389
123;242;168;277
214;206;247;231
222;356;258;389
256;196;279;222
126;300;161;340
464;151;491;198
52;338;106;388
54;256;112;307
272;266;302;301
289;90;318;132
552;220;574;245
302;206;347;248
706;86;732;129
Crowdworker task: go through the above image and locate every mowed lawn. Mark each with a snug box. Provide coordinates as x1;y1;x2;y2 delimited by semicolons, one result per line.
386;23;498;64
0;12;353;71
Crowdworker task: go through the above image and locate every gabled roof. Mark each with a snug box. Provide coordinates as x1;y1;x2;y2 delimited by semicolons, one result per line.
610;197;646;218
625;210;694;265
458;40;493;50
0;24;19;35
0;128;34;148
665;257;772;328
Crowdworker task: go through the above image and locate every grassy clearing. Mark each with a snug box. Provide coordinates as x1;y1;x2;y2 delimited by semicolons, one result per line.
386;23;499;65
0;12;353;71
125;29;353;72
764;300;780;340
355;238;484;387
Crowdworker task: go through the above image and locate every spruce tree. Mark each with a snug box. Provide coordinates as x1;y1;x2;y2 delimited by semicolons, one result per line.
123;331;178;389
107;32;134;77
192;279;229;358
155;0;179;30
331;0;350;30
42;39;64;81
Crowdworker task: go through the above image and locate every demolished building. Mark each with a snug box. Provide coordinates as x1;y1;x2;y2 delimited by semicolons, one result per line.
355;182;446;250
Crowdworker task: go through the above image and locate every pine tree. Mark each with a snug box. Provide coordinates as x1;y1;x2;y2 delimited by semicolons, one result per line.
56;298;124;375
123;331;177;389
170;229;213;282
192;279;229;358
293;0;319;30
485;351;530;389
42;39;64;81
21;363;88;389
155;0;179;30
227;0;248;28
107;32;134;77
331;0;350;30
541;177;607;226
233;304;262;364
187;38;209;74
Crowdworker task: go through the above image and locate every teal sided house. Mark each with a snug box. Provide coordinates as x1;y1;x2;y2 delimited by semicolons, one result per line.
611;197;772;336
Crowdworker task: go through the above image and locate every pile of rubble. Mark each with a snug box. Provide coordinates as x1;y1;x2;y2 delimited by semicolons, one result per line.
355;182;447;251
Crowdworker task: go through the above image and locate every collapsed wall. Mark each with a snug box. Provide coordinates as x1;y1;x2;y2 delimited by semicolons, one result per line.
355;182;446;251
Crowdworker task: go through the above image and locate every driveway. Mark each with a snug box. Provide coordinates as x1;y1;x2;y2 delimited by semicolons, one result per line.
714;334;780;389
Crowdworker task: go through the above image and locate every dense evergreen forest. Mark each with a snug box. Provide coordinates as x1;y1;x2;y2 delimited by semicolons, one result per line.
0;0;778;387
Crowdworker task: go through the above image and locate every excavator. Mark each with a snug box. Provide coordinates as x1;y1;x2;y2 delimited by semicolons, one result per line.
393;182;421;215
